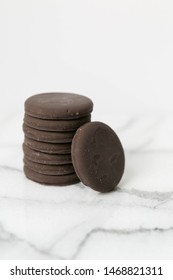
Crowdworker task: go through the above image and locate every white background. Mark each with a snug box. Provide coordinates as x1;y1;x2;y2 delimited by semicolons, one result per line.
0;0;173;119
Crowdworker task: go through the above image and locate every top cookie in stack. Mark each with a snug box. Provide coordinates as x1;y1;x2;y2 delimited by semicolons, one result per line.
23;92;93;186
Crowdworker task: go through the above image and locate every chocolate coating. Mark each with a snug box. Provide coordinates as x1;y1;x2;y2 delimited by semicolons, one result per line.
24;137;71;154
71;122;125;192
23;144;71;165
25;92;93;119
23;124;75;143
24;157;75;175
24;166;80;186
24;114;91;132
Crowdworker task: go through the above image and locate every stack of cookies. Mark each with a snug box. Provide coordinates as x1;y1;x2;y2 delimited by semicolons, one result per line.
23;92;93;186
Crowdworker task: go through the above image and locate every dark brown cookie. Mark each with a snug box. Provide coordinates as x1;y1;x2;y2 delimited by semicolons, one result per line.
25;92;93;119
24;157;75;175
71;122;125;192
24;114;91;132
24;165;80;186
23;144;72;165
24;137;71;154
23;124;75;143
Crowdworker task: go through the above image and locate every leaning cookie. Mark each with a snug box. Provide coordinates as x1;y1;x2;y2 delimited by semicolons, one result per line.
71;122;125;192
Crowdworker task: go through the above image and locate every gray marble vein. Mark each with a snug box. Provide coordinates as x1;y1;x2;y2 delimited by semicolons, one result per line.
117;188;173;202
72;226;173;259
0;223;64;260
0;165;22;173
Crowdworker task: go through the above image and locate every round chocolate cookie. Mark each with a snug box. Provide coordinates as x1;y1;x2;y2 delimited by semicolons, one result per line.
23;144;72;165
23;124;75;143
71;122;125;192
24;114;91;132
24;165;80;186
24;137;71;154
25;92;93;119
24;157;75;175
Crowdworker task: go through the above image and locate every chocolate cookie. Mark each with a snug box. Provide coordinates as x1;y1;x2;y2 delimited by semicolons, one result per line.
24;165;80;186
23;144;72;165
25;92;93;119
24;157;75;175
71;122;125;192
24;137;71;154
23;124;75;143
24;114;91;132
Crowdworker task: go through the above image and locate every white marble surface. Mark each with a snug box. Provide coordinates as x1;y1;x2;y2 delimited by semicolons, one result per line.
0;111;173;260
